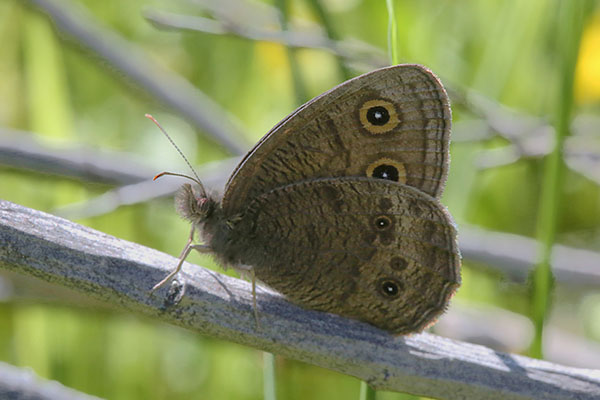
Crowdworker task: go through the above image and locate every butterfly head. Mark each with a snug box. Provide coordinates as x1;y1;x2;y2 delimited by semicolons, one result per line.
146;114;217;225
175;183;218;225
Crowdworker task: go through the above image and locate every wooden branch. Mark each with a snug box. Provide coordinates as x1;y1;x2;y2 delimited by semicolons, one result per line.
0;128;152;185
1;200;599;400
459;226;600;287
0;361;101;400
54;157;241;219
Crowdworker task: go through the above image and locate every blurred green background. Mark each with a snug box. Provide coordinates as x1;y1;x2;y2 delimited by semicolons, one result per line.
1;0;600;399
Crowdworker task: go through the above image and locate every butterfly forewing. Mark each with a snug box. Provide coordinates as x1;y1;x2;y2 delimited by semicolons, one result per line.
222;64;451;216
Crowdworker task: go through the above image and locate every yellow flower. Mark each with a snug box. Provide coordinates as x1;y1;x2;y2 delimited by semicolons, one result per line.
576;13;600;103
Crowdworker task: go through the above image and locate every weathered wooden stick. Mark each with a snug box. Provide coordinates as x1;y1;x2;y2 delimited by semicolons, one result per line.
0;361;101;400
1;200;599;400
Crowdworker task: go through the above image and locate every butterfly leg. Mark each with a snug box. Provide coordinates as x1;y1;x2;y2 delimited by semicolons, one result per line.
151;226;197;292
235;265;261;328
190;244;211;254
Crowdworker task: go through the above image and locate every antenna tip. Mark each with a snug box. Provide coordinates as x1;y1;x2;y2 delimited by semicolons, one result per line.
153;172;165;181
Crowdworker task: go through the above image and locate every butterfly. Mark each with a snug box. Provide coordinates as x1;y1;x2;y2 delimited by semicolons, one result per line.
152;64;460;334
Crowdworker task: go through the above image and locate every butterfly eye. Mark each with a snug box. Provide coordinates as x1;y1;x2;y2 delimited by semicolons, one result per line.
374;215;392;230
379;279;401;297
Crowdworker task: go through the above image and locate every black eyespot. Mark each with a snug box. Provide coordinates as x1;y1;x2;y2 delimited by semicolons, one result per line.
372;164;399;182
366;106;390;126
379;279;401;297
374;216;392;230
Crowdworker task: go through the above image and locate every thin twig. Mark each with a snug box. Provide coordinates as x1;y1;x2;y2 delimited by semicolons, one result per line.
143;8;388;69
459;225;600;287
0;128;152;185
53;156;240;219
27;0;249;155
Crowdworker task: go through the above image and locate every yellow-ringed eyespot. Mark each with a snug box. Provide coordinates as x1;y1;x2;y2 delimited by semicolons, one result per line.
359;99;400;134
366;158;407;184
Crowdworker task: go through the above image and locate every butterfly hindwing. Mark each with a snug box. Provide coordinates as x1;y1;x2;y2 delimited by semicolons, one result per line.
228;177;460;334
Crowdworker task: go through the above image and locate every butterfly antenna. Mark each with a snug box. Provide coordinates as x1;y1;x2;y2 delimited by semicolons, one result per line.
145;114;206;195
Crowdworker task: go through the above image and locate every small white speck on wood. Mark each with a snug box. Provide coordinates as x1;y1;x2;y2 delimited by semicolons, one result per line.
0;200;599;400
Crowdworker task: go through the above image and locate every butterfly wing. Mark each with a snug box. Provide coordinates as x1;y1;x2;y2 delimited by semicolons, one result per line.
229;177;460;334
222;64;451;215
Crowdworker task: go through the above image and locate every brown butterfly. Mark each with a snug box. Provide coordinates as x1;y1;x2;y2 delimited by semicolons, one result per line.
152;64;461;335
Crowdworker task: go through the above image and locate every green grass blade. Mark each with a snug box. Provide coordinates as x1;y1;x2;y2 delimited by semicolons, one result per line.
386;0;399;65
263;352;277;400
23;11;73;139
529;0;590;358
359;381;376;400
